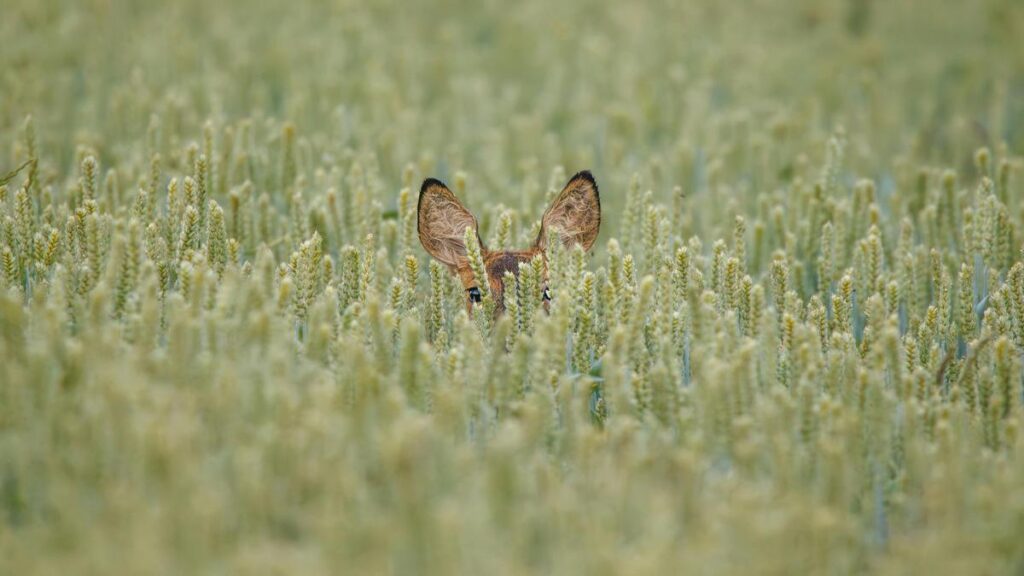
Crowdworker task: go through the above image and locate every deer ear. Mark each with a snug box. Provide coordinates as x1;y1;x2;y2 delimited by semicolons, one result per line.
417;178;481;268
537;170;601;251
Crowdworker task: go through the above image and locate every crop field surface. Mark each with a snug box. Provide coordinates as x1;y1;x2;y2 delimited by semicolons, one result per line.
1;0;1024;574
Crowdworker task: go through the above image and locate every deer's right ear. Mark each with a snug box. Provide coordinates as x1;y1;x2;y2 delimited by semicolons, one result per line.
417;178;480;268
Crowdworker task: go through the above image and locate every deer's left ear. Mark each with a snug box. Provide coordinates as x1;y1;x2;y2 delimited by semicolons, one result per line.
417;178;481;269
536;170;601;251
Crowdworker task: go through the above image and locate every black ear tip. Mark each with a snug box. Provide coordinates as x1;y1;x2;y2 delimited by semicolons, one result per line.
571;170;596;185
420;177;448;193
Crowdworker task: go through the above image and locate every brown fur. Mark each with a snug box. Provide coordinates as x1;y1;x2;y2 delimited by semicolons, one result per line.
417;171;601;315
482;249;543;313
537;172;601;251
417;178;480;268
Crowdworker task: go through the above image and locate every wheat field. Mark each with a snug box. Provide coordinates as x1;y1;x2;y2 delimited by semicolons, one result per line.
2;0;1024;574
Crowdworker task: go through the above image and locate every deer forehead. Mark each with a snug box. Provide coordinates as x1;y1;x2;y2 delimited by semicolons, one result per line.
485;250;542;278
455;249;545;288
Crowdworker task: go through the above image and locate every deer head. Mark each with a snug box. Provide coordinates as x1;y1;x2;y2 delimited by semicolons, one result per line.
417;170;601;314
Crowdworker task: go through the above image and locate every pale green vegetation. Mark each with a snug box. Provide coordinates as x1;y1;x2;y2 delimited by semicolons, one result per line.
2;0;1024;573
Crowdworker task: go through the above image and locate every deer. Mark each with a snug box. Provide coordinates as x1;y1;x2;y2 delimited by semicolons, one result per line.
417;170;601;315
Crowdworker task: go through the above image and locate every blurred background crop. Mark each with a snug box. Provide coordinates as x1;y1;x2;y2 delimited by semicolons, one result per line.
4;0;1021;228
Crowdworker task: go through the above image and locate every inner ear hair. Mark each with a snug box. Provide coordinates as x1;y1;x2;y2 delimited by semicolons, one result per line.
417;177;480;268
538;170;601;251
